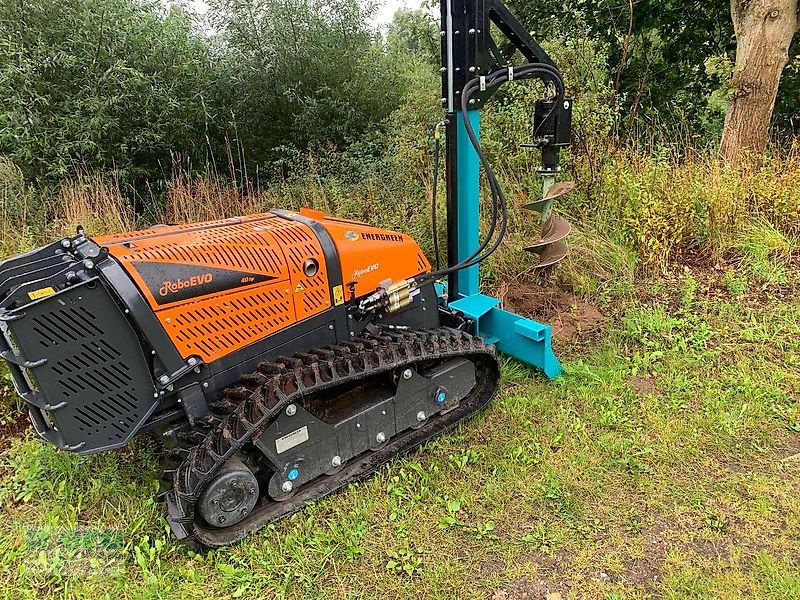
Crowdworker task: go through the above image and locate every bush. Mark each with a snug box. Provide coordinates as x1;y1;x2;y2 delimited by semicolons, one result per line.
0;0;211;185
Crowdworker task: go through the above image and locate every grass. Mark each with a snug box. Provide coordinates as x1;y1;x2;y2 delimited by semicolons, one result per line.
0;263;797;599
0;147;798;598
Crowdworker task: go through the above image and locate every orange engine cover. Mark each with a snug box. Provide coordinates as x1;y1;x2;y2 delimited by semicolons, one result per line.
95;210;430;364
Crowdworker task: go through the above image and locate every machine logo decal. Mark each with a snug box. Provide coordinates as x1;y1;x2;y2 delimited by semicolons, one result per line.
361;232;404;242
159;273;213;298
344;230;360;241
351;264;379;280
131;261;277;306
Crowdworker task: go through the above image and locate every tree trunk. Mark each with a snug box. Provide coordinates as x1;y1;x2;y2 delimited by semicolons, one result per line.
720;0;799;162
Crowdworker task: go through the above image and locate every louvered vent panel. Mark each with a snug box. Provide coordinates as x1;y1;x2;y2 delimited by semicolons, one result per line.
158;283;294;362
10;282;157;453
124;236;284;276
270;222;331;320
416;252;429;273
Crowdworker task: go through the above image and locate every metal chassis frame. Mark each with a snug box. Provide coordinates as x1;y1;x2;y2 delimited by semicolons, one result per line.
439;0;562;378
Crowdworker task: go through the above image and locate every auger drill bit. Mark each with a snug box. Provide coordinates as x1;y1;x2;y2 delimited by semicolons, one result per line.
523;179;574;268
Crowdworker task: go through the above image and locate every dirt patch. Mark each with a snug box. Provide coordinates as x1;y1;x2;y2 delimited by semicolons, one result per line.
491;578;566;600
499;283;607;347
628;375;659;397
778;435;800;462
0;411;29;452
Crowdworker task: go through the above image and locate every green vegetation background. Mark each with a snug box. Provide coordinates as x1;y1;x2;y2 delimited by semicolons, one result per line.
0;0;798;597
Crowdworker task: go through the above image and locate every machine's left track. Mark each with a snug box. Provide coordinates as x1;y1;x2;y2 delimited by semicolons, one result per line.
162;327;499;549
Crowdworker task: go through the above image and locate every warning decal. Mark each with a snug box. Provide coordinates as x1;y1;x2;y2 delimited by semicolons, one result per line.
332;285;344;306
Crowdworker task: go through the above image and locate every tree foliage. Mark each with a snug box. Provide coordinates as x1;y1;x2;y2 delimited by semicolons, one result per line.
207;0;409;171
506;0;799;140
0;0;212;183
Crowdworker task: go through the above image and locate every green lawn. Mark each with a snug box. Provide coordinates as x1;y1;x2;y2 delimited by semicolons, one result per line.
1;268;798;599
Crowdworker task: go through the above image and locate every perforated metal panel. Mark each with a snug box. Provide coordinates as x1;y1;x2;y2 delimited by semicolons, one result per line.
157;283;294;362
5;281;157;453
271;220;331;320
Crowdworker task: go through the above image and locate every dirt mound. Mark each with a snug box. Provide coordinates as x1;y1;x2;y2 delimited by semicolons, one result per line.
500;283;606;344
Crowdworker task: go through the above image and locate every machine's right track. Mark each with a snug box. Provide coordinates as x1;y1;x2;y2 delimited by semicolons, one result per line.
164;327;500;549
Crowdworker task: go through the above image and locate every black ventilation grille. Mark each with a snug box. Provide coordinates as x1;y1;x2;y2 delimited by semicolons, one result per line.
4;280;157;453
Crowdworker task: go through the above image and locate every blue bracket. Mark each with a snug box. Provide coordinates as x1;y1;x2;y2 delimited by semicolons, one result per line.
449;293;562;379
444;109;562;380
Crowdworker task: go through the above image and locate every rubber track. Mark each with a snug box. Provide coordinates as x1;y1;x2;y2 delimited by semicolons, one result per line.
164;327;499;549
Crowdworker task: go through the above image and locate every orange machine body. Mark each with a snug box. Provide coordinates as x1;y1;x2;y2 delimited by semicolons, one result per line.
95;210;430;364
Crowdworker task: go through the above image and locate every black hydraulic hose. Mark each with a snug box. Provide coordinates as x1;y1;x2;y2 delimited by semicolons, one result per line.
415;63;565;286
434;64;561;274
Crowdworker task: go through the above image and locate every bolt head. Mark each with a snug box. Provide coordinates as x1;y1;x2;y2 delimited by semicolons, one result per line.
376;432;386;443
331;455;342;467
61;239;71;249
286;404;297;416
402;369;413;380
82;259;94;270
417;411;426;422
218;515;226;524
188;357;197;366
159;375;169;384
282;481;293;493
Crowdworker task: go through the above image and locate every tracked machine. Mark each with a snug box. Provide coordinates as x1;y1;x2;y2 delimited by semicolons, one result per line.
0;0;574;548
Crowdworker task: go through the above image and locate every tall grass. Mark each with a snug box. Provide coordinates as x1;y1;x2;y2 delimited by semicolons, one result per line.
0;145;797;298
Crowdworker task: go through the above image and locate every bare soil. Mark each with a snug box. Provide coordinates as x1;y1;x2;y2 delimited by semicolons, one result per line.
499;283;607;348
629;375;659;397
0;407;28;452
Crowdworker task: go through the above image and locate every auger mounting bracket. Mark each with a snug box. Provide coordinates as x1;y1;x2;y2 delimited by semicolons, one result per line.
437;0;571;378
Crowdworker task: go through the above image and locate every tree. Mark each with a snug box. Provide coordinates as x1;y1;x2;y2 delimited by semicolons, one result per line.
720;0;799;160
207;0;410;174
0;0;212;184
505;0;737;139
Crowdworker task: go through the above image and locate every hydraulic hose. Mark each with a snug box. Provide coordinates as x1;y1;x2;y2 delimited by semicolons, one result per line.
415;63;565;286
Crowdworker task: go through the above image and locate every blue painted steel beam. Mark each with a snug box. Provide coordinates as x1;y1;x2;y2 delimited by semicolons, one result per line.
455;110;481;298
450;110;562;379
